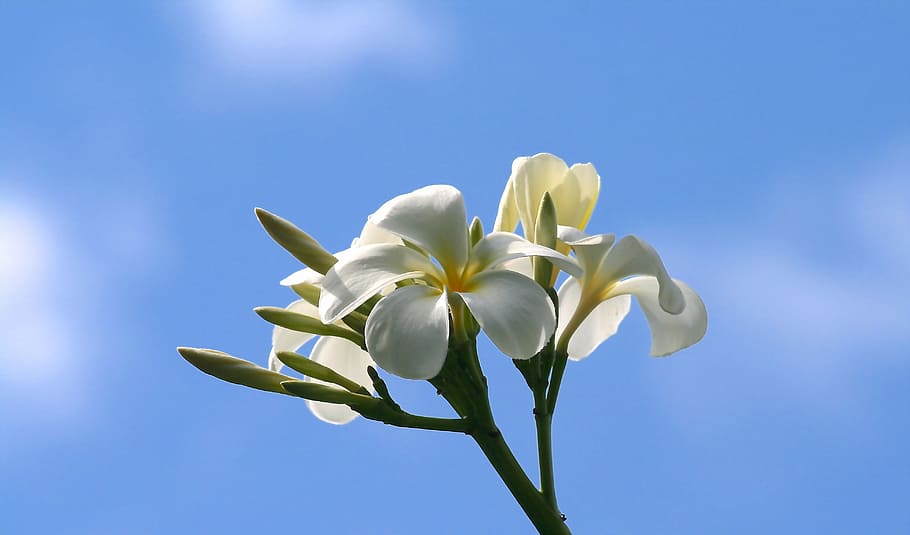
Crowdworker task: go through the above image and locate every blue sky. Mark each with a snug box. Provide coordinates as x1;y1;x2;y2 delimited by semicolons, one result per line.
1;1;908;533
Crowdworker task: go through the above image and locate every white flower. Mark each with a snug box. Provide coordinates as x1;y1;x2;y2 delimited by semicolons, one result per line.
319;185;582;380
555;226;707;360
494;153;600;241
267;221;397;425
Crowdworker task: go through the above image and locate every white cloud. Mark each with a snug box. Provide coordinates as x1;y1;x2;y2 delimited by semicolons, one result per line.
633;140;910;438
186;0;448;83
0;182;170;423
659;140;910;366
0;194;87;411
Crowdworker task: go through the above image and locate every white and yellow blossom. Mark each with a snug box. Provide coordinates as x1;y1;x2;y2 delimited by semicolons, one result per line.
494;153;600;241
319;185;582;380
555;226;707;360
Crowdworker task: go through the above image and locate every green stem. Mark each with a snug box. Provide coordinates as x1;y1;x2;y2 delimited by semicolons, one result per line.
546;348;569;415
362;404;470;433
470;424;571;535
534;385;559;512
455;338;570;534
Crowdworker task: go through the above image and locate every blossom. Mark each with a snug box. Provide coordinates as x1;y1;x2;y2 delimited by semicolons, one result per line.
494;153;600;242
319;185;582;380
555;227;707;360
266;221;397;425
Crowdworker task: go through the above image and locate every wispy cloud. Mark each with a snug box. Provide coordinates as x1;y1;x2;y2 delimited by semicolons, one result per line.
0;192;90;417
184;0;449;85
0;177;170;428
657;139;910;367
631;139;910;439
724;142;908;360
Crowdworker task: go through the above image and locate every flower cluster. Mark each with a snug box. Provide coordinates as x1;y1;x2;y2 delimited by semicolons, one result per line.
178;152;707;533
180;152;706;424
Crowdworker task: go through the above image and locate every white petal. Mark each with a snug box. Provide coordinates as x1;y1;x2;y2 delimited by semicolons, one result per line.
269;300;319;371
558;229;616;279
355;220;403;247
599;236;685;314
469;232;583;278
319;244;443;323
280;267;324;287
305;336;376;425
556;278;631;361
460;270;555;359
557;225;588;244
608;276;707;357
492;157;527;233
514;153;570;240
497;256;533;278
565;163;600;230
369;185;469;275
364;285;450;380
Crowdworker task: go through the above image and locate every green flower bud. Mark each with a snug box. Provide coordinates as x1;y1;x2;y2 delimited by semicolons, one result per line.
255;207;337;274
275;351;369;395
177;347;293;394
533;192;558;287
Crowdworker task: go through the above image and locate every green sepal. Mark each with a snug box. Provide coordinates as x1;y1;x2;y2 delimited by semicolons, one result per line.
255;208;337;274
469;216;484;246
178;347;293;395
254;306;365;347
290;282;321;307
281;380;378;409
275;351;370;394
533;192;558;287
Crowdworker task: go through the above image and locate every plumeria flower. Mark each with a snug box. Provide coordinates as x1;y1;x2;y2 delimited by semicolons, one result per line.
267;221;398;425
555;226;707;360
319;185;583;380
494;153;600;242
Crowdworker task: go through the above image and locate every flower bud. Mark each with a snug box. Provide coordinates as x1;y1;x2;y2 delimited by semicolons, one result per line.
255;306;365;347
178;347;293;394
533;192;558;287
275;351;369;394
469;216;484;246
255;207;337;274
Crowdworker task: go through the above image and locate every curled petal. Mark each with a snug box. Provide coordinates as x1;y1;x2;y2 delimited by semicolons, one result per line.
607;276;707;356
460;270;555;359
598;236;684;314
492;156;527;233
352;220;403;247
369;185;469;274
556;278;631;361
319;244;443;323
469;232;582;279
558;228;616;278
556;225;590;244
280;267;324;287
305;337;376;425
364;285;450;380
269;300;319;371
